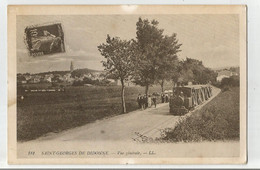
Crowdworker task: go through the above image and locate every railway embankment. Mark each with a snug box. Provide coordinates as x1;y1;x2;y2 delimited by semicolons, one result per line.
160;87;239;142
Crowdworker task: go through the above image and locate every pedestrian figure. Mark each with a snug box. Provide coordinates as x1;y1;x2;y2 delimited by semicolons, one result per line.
143;94;148;109
148;94;152;108
152;94;157;108
137;94;142;110
180;91;185;101
161;93;165;103
141;95;145;109
165;93;169;103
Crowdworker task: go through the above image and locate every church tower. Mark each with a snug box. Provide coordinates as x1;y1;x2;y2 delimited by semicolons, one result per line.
70;61;74;72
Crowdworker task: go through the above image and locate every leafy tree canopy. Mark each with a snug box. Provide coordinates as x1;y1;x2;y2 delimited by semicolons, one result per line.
98;35;134;82
132;18;182;93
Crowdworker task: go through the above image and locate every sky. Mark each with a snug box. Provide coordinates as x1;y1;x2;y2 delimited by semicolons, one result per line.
17;14;239;73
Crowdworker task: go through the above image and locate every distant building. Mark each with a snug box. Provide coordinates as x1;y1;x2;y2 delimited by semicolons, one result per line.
17;76;27;84
63;73;74;82
216;70;235;82
92;72;104;80
107;79;116;84
43;75;52;82
52;74;63;83
17;75;27;84
29;75;41;83
24;74;31;81
124;78;135;87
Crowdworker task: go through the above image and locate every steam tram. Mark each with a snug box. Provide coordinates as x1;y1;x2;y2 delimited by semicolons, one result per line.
169;85;213;115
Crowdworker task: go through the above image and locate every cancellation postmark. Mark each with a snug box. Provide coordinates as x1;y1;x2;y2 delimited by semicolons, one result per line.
24;23;65;56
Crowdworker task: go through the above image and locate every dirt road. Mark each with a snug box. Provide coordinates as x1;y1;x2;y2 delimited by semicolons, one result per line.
34;86;221;142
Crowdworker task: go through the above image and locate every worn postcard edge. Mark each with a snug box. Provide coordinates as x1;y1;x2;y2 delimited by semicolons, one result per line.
7;5;247;165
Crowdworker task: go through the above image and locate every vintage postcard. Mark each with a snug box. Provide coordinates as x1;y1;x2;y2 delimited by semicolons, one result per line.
8;5;247;164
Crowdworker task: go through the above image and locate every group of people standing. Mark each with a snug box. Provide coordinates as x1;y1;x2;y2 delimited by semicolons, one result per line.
137;94;157;110
137;92;171;110
161;93;169;103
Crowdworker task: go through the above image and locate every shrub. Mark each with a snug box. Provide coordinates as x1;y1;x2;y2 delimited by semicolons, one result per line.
221;75;239;88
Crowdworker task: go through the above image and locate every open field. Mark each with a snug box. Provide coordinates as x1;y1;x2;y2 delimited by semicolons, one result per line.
17;85;171;141
161;87;240;142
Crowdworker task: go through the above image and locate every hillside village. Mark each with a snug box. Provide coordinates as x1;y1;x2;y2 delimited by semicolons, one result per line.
17;70;103;84
17;61;132;87
17;61;239;88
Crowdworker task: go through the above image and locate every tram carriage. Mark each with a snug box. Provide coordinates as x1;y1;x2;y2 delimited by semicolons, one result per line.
169;85;213;115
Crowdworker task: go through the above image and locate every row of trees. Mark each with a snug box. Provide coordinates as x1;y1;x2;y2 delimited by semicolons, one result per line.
98;18;216;113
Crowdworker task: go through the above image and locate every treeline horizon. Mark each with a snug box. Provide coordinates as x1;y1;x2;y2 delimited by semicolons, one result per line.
17;65;239;75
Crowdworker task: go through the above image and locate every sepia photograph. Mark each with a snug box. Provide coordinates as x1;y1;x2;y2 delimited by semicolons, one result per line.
8;5;247;164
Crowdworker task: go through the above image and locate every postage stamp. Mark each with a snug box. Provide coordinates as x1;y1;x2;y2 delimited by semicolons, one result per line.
24;23;65;56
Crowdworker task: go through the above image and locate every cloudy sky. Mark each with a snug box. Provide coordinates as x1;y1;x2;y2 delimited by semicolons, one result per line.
17;14;239;73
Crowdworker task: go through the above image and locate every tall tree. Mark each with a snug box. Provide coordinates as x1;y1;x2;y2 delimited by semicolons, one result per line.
155;34;182;92
98;35;133;113
132;18;163;94
132;18;181;94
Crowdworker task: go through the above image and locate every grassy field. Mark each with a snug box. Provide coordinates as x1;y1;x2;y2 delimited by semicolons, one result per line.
17;85;170;142
161;87;240;142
